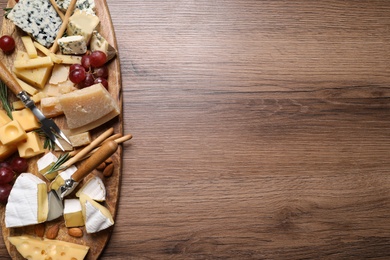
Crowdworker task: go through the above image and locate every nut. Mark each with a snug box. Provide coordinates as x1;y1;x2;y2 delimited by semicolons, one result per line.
105;157;113;164
46;224;60;239
68;227;83;238
97;162;106;171
103;163;114;177
34;223;45;237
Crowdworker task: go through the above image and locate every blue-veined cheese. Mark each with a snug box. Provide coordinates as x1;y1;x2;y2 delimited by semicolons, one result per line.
55;0;96;14
7;0;62;47
90;31;117;62
58;35;87;55
67;9;100;44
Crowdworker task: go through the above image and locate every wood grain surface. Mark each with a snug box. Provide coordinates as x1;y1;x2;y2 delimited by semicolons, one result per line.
1;0;390;259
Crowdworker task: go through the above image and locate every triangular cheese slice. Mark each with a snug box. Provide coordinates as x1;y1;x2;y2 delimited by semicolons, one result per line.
8;235;89;260
76;176;106;201
5;173;48;228
79;194;114;233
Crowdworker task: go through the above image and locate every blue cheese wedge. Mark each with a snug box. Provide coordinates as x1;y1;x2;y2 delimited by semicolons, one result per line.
7;0;62;47
58;35;88;55
5;173;48;228
55;0;96;14
90;31;117;62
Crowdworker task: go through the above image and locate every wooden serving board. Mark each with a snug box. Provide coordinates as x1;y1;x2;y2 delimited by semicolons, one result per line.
0;0;123;259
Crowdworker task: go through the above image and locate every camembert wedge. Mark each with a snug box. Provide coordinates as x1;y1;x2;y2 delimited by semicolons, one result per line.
79;194;114;233
5;173;48;228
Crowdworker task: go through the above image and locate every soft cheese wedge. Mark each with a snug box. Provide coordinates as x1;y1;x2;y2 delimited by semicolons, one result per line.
59;83;120;133
37;152;58;180
76;176;106;201
5;173;48;228
79;194;114;233
50;165;78;191
8;236;89;260
64;199;85;227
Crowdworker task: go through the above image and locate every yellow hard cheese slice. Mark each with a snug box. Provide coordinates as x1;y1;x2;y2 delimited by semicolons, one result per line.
59;83;119;133
8;235;89;260
5;173;48;228
80;194;114;233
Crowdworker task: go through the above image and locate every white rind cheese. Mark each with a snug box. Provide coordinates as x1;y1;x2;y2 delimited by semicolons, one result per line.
58;35;88;55
80;194;114;233
5;173;48;228
7;0;63;47
76;176;106;201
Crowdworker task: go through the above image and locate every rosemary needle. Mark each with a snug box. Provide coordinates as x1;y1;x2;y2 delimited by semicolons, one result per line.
0;80;13;119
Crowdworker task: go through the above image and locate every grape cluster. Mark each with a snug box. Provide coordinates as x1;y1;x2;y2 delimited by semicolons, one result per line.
0;157;28;203
69;50;109;89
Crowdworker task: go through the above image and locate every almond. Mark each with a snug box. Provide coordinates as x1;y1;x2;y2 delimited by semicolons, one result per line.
34;223;45;237
46;224;60;239
103;163;114;177
68;227;83;238
97;162;106;171
105;157;113;164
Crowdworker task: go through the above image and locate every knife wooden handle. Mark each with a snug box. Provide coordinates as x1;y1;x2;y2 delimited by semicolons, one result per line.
0;60;23;95
71;140;118;182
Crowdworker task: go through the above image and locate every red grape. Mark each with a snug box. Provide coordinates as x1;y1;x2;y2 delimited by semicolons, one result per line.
93;66;109;79
0;35;15;53
0;183;12;203
70;63;85;72
69;69;86;84
94;77;108;89
10;157;28;174
90;51;107;68
81;54;92;70
78;72;95;88
0;167;14;184
0;161;11;169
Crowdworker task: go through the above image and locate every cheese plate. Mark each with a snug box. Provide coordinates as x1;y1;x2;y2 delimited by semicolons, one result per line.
0;0;123;259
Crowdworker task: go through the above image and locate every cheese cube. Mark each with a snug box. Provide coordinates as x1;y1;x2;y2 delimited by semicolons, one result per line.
37;152;58;180
59;83;120;132
41;96;63;118
0;110;11;127
67;10;100;44
0;120;27;145
17;132;45;158
58;35;88;55
12;108;40;131
0;143;18;161
64;199;84;227
8;236;89;260
80;194;114;233
5;173;48;227
21;36;38;58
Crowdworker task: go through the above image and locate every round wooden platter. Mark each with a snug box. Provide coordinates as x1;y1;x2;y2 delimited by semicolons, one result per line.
0;0;123;259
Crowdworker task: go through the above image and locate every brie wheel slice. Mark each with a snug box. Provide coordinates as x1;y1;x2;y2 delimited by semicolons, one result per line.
76;176;106;201
64;199;84;227
5;173;48;228
80;194;114;233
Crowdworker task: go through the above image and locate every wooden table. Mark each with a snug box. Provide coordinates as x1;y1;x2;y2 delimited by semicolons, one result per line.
1;0;390;259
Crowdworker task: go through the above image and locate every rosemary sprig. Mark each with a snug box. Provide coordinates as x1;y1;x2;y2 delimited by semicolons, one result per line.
0;80;13;119
45;152;71;175
35;129;57;150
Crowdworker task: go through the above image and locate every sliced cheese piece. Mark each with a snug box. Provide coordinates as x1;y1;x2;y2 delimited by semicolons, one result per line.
76;176;106;201
17;132;45;159
67;9;100;44
63;199;84;227
37;152;58;180
80;194;114;233
59;83;120;131
15;77;38;95
14;56;53;70
5;173;48;227
13;92;46;110
12;108;40;131
55;54;82;65
33;41;64;64
21;35;38;58
58;35;88;55
0;120;27;145
69;131;92;147
41;96;64;118
8;236;89;260
49;64;70;85
13;51;53;89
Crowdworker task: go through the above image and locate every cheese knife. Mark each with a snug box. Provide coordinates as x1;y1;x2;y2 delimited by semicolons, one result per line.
47;140;118;221
0;60;71;151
